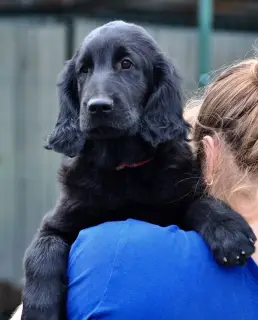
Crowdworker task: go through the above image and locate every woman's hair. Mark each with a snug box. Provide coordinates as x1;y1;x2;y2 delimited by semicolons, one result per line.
185;59;258;204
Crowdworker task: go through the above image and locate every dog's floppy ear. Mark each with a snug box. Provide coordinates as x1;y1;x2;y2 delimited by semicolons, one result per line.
141;57;190;147
44;59;84;157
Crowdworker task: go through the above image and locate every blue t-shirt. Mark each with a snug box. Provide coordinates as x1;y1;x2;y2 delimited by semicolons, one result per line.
67;219;258;320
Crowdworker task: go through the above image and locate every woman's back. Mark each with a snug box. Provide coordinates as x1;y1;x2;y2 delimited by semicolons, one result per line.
67;219;258;320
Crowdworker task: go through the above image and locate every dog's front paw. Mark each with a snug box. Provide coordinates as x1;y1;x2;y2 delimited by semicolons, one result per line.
21;308;60;320
21;280;66;320
207;216;256;266
188;197;257;266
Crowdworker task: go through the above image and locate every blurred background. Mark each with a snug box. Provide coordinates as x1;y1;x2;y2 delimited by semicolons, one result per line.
0;0;258;317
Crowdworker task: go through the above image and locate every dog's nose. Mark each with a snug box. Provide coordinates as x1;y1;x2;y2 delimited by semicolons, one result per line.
87;97;113;114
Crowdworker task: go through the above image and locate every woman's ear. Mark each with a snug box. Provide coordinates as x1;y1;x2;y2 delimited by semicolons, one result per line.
202;135;217;184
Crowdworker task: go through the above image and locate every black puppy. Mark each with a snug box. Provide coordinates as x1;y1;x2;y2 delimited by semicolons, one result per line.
21;21;256;319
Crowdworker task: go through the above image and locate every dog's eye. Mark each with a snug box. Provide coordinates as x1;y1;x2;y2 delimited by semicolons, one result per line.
120;59;132;70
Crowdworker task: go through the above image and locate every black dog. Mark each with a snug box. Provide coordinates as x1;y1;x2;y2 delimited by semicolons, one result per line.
21;21;256;320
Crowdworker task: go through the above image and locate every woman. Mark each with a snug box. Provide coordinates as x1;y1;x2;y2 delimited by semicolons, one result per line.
12;59;258;319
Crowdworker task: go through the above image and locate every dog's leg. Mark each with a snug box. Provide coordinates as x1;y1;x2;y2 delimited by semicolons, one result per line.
21;214;69;320
185;196;257;266
21;198;100;320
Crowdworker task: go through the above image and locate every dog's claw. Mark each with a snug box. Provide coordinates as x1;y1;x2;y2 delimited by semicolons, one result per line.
208;218;256;266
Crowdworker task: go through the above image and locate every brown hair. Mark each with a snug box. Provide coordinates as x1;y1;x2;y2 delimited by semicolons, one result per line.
185;59;258;204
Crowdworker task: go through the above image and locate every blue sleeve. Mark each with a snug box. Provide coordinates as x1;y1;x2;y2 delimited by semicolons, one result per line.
67;219;209;319
67;219;258;320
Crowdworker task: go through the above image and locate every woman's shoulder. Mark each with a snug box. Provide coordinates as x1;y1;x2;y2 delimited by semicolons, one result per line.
67;219;211;303
67;219;212;319
68;219;212;275
67;219;258;320
69;219;210;268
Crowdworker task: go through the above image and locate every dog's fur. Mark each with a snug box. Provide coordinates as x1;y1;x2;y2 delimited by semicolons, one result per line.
21;21;256;320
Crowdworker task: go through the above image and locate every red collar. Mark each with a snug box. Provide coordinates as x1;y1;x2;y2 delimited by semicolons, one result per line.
116;158;152;171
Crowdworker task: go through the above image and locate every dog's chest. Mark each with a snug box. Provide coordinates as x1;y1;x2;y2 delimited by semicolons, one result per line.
73;165;192;210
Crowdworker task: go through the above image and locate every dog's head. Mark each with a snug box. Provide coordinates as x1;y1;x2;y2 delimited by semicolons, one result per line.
45;21;189;157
